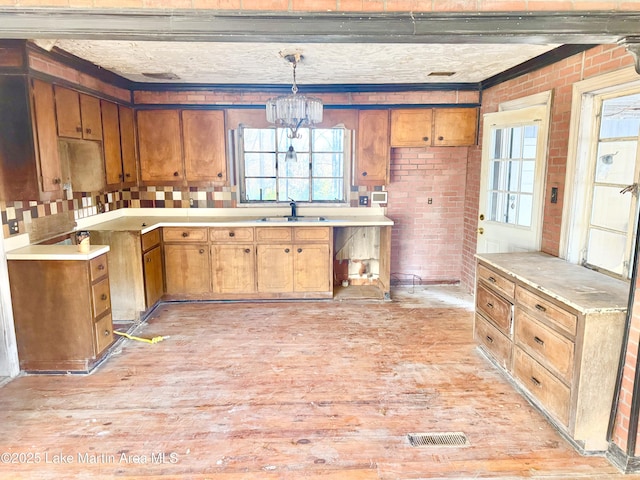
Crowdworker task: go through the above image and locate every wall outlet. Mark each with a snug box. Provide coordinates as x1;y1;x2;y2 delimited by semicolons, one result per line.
359;195;369;206
8;219;18;234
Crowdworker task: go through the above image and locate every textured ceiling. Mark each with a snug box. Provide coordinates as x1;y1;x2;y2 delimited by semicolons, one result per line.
44;40;560;85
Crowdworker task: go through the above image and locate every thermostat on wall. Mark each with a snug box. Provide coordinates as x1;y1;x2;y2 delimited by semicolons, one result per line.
370;191;388;204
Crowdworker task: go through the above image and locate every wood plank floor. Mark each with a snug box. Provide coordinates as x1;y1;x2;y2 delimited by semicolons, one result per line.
1;286;639;479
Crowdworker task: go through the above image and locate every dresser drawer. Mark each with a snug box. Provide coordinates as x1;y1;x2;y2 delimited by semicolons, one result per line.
210;227;254;242
141;229;161;251
94;313;113;356
256;227;292;242
475;313;512;370
476;283;512;335
91;277;111;318
163;227;208;243
89;254;108;282
515;308;574;384
516;286;577;337
513;347;570;427
477;263;515;299
293;226;331;242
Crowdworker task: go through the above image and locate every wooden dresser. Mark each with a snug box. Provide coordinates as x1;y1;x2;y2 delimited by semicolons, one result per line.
475;252;628;452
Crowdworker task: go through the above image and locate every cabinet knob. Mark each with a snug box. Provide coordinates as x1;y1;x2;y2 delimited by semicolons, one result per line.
361;171;368;177
297;248;302;253
244;248;250;254
229;232;235;237
101;293;108;301
530;376;542;387
98;264;105;270
76;126;82;133
438;136;444;141
146;257;151;263
173;171;179;177
86;128;92;134
485;335;494;344
534;336;545;346
422;136;429;142
125;173;131;178
104;329;110;337
535;304;547;312
53;178;62;185
182;232;189;237
199;249;205;254
487;276;496;283
217;172;223;178
284;248;290;253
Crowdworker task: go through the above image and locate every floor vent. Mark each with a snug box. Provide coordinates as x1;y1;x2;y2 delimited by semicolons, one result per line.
407;432;469;447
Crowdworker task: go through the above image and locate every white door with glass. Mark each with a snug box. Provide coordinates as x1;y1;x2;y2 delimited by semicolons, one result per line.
477;106;549;254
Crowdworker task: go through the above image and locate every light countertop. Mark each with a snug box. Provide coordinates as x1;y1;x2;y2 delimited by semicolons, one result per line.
476;251;629;313
6;244;110;261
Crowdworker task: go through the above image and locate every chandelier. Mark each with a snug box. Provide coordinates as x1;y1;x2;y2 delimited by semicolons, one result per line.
266;53;323;140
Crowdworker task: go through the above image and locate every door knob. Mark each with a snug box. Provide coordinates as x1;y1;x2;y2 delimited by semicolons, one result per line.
477;227;484;235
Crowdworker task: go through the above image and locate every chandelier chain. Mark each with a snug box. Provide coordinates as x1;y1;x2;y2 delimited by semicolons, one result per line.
291;61;298;95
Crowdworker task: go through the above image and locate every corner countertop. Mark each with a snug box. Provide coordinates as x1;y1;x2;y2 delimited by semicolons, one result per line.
476;251;629;313
6;244;110;261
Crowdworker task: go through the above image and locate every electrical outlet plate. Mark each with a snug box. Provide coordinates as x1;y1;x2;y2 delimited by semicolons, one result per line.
359;195;368;206
8;219;18;234
371;191;388;204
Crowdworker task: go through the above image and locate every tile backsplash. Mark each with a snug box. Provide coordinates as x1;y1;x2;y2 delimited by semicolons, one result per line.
1;184;377;239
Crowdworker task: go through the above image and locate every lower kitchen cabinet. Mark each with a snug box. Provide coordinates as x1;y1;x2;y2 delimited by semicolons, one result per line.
211;243;256;293
256;244;294;292
474;252;628;453
142;230;164;307
7;253;114;372
164;227;211;296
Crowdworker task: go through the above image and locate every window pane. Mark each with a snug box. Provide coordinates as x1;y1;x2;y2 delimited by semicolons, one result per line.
586;229;627;275
278;178;310;202
244;128;275;151
507;161;520;191
491;128;502;160
521;161;535;193
522;125;538;159
591;185;632;232
490;160;502;190
595;141;637;184
509;127;522;159
600;93;640;139
313;178;344;201
245;178;276;201
244;153;276;177
313;129;344;152
313;153;343;177
505;194;517;224
278;153;309;177
518;194;533;227
277;127;309;152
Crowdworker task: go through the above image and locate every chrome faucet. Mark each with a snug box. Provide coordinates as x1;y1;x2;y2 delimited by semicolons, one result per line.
288;198;298;218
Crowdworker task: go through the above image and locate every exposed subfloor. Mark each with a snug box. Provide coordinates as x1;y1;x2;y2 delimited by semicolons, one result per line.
1;285;639;479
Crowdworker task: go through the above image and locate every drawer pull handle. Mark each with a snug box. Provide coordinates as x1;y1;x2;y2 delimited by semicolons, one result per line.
104;329;110;337
534;336;545;346
244;248;251;254
182;232;189;237
97;264;105;270
486;302;493;309
530;376;541;387
535;304;547;312
100;293;108;301
229;232;235;237
485;335;494;344
487;276;496;283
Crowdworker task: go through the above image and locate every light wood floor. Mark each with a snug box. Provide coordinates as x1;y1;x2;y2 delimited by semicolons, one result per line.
2;286;640;479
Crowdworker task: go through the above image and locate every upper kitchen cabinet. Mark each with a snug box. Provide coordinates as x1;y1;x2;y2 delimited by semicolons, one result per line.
54;86;103;141
137;109;183;183
118;106;138;186
102;101;138;188
355;110;390;186
182;110;227;183
390;107;478;147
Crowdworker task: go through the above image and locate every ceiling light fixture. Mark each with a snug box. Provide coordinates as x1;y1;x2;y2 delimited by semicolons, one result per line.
266;53;323;140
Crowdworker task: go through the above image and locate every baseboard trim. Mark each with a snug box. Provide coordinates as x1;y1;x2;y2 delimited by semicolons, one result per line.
607;442;640;473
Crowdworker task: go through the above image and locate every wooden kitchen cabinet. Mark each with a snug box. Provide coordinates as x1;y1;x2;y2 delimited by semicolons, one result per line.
390;107;478;147
142;230;164;307
355;110;390;186
137;109;183;183
54;86;103;141
210;227;255;294
256;243;294;292
474;252;628;452
163;227;210;296
7;253;114;372
101;100;123;186
182;110;227;183
118;105;138;186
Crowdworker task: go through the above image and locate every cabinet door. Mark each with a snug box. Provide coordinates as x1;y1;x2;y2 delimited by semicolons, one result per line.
390;109;433;147
138;109;183;182
294;243;331;292
356;110;390;186
143;245;164;307
101;100;123;186
182;110;227;183
211;244;256;293
54;85;82;139
32;79;63;193
118;106;138;185
256;244;294;292
80;94;103;141
433;108;478;146
164;243;210;295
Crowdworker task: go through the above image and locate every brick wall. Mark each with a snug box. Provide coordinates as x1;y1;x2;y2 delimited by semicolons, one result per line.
387;146;467;284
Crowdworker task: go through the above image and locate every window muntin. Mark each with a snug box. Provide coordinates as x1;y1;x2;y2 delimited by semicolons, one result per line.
240;127;346;203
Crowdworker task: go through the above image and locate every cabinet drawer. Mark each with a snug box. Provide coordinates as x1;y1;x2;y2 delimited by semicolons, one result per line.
476;283;512;335
513;347;570;427
256;227;292;242
475;313;512;370
91;278;111;318
141;229;161;251
163;227;208;243
89;254;109;282
515;308;574;384
94;313;113;356
293;226;331;242
210;227;254;242
477;263;514;299
516;286;577;337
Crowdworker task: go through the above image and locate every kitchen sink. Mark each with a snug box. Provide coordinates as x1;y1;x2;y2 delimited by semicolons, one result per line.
259;216;328;222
